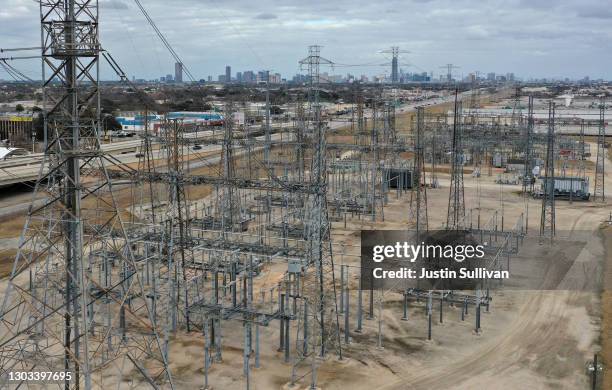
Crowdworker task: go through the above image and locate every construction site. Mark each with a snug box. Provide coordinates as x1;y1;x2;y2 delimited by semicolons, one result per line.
0;1;610;389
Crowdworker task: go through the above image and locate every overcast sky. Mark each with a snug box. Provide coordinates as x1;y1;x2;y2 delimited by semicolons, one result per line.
1;0;610;81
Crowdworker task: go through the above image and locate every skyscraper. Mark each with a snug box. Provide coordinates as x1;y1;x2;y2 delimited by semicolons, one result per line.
225;65;231;83
243;71;255;83
175;62;183;83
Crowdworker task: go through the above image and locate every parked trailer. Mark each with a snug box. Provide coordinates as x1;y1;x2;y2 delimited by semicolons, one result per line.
535;176;590;200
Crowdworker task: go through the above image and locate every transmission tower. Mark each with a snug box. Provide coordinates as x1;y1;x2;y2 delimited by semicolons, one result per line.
439;63;460;83
220;102;242;231
447;90;465;229
163;118;191;333
381;47;409;83
540;102;556;240
594;97;606;202
523;95;535;194
292;45;342;388
410;107;428;234
577;119;586;180
0;1;171;388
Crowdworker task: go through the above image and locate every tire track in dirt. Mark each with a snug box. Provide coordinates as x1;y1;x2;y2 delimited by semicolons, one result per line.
377;206;605;389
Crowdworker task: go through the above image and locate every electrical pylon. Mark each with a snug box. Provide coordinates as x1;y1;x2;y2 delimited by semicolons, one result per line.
594;97;606;202
523;95;534;193
577;119;586;180
219;102;242;231
0;2;171;388
410;107;428;234
447;90;465;229
540;102;556;240
292;45;342;389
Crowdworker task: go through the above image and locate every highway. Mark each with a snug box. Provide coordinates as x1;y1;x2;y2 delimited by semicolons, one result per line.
0;92;462;210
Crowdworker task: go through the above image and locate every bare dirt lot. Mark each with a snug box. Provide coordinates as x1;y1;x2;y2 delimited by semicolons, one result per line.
0;108;608;388
116;165;607;390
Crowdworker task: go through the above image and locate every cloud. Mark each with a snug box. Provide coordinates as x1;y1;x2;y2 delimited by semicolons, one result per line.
100;0;129;10
0;0;610;80
577;8;612;19
254;13;277;20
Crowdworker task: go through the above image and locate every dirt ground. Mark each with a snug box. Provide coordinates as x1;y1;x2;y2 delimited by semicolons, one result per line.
0;96;609;388
127;162;607;390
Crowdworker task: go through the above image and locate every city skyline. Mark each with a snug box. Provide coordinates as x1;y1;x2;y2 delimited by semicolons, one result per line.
0;0;610;82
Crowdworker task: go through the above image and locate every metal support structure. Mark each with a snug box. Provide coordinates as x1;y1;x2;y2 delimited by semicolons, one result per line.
411;107;428;234
447;90;465;229
0;2;171;388
594;97;606;202
540;102;556;241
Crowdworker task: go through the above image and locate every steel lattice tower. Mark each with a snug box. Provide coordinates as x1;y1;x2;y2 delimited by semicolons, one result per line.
0;2;171;388
594;97;606;202
163;118;191;334
447;91;465;229
292;45;342;389
220;102;242;231
540;102;556;240
577;119;586;180
523;96;535;194
410;107;428;234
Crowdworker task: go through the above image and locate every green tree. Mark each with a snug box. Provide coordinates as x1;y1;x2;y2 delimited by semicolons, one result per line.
15;104;24;112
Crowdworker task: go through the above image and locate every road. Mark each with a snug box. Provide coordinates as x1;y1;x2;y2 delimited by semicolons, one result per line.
0;91;466;217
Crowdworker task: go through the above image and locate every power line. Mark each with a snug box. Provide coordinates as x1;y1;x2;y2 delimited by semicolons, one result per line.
131;0;196;81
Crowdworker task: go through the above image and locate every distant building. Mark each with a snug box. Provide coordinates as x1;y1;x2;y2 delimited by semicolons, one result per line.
208;76;212;82
257;70;269;83
175;62;183;83
292;74;308;83
269;72;282;84
0;114;34;149
225;66;231;83
116;112;224;132
487;72;496;81
160;76;166;82
166;74;173;83
243;71;255;83
218;75;226;83
236;72;242;82
391;56;398;83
